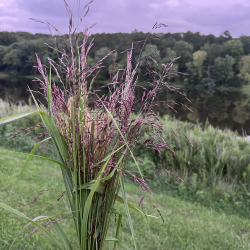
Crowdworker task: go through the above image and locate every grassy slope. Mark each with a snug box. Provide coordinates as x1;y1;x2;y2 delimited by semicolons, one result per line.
0;148;250;250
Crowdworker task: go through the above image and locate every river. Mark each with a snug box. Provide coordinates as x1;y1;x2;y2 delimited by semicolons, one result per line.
1;76;250;135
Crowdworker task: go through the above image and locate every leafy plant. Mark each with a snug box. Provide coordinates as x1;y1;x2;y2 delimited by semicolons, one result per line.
0;1;189;249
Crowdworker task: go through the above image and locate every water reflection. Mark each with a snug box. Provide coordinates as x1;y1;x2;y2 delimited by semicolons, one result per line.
0;77;42;104
155;86;250;134
1;77;250;134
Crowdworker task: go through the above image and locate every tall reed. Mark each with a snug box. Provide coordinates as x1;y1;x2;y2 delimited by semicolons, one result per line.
0;1;189;249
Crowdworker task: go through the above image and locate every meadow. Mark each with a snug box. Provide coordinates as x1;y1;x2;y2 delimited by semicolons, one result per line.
1;148;250;250
1;100;250;249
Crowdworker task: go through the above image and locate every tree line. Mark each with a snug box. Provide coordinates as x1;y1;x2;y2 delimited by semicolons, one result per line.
1;30;250;87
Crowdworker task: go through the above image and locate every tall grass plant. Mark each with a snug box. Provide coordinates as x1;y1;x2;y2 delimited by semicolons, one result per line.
0;1;187;249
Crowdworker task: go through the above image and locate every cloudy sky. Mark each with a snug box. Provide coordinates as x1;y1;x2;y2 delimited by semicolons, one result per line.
0;0;250;37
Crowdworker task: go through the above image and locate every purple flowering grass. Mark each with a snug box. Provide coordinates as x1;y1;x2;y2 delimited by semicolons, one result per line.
16;1;192;248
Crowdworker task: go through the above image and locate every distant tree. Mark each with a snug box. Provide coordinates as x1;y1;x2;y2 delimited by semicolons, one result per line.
159;48;178;73
193;50;207;78
238;55;250;84
162;36;176;49
201;34;216;46
3;48;22;71
93;47;115;78
212;55;235;85
0;32;17;46
140;44;160;68
161;48;176;63
239;35;250;55
173;41;193;71
202;43;223;65
217;30;232;44
94;47;114;65
132;29;139;33
15;31;36;41
3;39;51;73
223;39;243;60
0;45;6;68
183;31;204;51
221;30;232;39
0;30;249;89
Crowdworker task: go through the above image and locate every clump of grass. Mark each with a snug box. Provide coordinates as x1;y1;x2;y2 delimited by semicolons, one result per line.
161;116;250;188
0;1;190;250
0;98;43;152
0;98;36;119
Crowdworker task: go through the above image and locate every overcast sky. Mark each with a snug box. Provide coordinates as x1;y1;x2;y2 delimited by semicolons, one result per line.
1;0;250;37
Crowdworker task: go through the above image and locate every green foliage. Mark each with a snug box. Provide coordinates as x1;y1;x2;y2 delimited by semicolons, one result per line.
238;55;250;84
212;55;235;85
2;38;55;74
160;48;178;72
129;115;250;206
0;45;7;68
193;50;207;78
0;99;55;156
139;44;158;70
240;35;250;55
1;30;250;87
223;39;243;60
173;40;193;71
202;43;222;65
0;32;17;46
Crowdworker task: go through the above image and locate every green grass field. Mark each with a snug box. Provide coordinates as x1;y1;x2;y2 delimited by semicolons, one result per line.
1;148;250;250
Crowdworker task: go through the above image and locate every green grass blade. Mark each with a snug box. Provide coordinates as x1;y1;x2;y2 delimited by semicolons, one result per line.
116;196;142;217
118;242;132;250
80;148;115;249
105;237;132;250
72;180;96;193
0;112;38;125
30;89;74;223
73;181;105;195
29;87;69;161
105;237;119;242
37;110;69;160
93;144;125;169
113;214;122;250
47;65;52;116
120;176;137;250
99;168;117;182
28;85;41;111
0;202;64;250
53;221;73;250
28;86;75;229
115;195;158;218
73;168;120;194
7;150;71;174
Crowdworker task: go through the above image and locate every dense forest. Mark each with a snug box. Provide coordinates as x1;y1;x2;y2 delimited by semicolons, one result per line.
1;30;250;87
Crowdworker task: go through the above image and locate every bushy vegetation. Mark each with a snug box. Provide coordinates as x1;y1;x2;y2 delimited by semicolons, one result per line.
1;30;250;87
138;115;250;186
126;115;250;217
0;99;53;155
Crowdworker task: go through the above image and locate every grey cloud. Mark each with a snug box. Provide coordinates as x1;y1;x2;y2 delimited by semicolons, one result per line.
0;0;250;37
